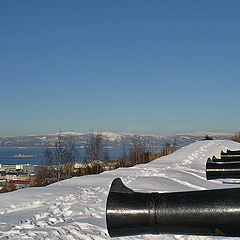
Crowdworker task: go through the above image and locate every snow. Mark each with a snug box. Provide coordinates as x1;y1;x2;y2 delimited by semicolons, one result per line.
97;132;122;141
54;132;85;136
0;140;240;239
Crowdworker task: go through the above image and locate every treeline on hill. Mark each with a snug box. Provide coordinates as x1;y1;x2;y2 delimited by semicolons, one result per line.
31;131;176;187
231;131;240;143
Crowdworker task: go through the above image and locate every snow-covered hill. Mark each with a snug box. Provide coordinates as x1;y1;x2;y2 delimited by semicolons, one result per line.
0;140;240;239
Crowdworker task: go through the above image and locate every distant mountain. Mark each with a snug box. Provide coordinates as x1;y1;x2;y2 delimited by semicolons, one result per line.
0;131;232;151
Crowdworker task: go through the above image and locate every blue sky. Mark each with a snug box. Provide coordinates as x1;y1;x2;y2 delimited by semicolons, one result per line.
1;0;240;136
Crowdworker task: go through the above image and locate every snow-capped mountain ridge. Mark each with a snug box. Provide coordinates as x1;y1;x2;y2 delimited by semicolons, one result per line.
0;131;231;150
56;130;232;138
3;130;232;138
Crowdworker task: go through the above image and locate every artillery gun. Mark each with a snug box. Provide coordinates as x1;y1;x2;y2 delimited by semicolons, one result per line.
106;178;240;237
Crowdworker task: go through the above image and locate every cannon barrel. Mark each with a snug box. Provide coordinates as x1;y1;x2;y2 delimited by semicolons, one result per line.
206;159;240;169
106;178;240;237
206;169;240;180
206;158;240;180
211;156;240;163
222;150;240;156
220;150;240;161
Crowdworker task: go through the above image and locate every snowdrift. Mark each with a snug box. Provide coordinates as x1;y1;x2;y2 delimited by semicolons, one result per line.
0;140;240;239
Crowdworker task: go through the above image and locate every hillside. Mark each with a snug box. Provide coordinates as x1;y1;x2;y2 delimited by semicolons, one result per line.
0;131;231;151
0;140;239;239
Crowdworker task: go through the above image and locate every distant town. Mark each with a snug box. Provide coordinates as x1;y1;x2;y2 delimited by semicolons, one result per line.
0;161;119;190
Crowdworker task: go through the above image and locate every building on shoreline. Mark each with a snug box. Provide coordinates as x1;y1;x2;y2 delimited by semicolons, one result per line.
0;164;41;188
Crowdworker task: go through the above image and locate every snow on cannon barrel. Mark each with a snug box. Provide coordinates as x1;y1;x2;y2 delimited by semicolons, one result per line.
106;178;240;237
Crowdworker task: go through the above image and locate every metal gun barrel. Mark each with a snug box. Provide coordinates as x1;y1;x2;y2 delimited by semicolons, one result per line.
106;178;240;237
206;158;240;180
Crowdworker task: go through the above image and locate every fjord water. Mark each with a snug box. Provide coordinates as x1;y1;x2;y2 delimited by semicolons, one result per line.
0;148;46;165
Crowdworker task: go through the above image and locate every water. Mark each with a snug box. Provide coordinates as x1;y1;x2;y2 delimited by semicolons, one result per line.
0;148;45;165
0;147;125;165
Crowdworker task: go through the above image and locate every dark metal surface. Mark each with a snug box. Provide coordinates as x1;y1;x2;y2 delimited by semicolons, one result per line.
206;169;240;180
222;150;240;156
221;150;240;161
106;178;240;237
211;156;240;163
206;159;240;169
206;150;240;180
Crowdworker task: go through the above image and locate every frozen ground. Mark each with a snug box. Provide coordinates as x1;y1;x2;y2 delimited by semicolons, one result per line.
0;140;240;240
